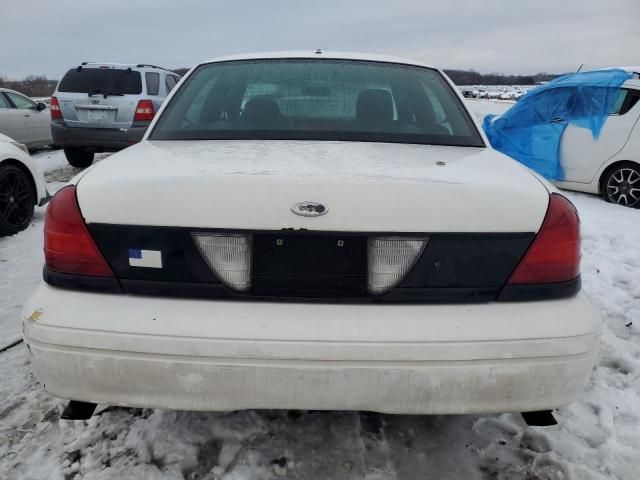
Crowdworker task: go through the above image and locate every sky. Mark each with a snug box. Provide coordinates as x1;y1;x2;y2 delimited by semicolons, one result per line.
1;0;638;79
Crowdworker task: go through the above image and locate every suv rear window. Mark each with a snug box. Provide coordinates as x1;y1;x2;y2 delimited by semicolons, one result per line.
58;68;142;95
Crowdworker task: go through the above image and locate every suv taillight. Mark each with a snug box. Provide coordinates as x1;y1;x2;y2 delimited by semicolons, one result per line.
507;193;580;285
134;99;155;122
44;186;113;277
50;96;62;119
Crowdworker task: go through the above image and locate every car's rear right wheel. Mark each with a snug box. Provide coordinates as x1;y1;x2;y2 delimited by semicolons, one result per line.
602;163;640;208
64;148;94;168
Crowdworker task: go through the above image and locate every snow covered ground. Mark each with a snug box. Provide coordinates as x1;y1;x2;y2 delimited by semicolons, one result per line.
1;126;639;479
464;98;513;121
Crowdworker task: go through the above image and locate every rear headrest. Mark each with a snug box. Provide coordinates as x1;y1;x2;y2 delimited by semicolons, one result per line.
356;89;394;122
242;96;283;123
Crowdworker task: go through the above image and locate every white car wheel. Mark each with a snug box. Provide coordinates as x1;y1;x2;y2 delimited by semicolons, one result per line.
603;164;640;208
0;163;35;235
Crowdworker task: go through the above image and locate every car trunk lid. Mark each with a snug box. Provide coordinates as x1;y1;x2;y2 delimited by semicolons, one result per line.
76;140;549;233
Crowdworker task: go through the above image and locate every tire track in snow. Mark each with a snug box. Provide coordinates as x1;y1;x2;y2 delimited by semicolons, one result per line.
0;338;23;353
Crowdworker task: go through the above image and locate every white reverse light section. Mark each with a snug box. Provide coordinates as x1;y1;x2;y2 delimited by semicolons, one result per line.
367;237;428;295
192;233;252;292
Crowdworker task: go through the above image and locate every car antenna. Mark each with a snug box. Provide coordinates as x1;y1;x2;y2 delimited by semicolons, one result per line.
576;64;583;73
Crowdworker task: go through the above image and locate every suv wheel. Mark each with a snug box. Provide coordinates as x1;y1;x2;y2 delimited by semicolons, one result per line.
602;163;640;208
0;164;35;236
64;148;94;168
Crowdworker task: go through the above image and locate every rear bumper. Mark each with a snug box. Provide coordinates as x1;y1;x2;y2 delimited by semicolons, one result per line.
51;122;147;151
22;284;601;414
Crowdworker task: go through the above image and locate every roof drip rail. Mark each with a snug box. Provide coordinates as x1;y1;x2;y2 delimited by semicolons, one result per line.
136;64;169;71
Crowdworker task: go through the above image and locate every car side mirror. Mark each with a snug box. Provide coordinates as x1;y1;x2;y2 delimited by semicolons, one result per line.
37;102;47;111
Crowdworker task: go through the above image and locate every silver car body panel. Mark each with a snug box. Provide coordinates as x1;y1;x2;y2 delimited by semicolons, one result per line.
0;88;52;148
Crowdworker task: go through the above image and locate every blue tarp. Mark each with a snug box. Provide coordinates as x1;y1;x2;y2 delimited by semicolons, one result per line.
482;69;633;180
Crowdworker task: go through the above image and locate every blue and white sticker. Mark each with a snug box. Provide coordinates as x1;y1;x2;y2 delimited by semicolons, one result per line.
128;249;162;268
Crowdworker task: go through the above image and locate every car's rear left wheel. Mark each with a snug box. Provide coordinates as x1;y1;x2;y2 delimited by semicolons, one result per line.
602;163;640;208
64;148;94;168
0;164;35;236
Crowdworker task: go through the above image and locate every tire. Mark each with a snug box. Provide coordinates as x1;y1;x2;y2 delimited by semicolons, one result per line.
601;163;640;208
0;164;36;236
64;148;94;168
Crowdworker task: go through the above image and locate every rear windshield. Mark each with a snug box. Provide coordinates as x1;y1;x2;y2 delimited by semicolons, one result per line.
58;68;142;95
150;59;484;147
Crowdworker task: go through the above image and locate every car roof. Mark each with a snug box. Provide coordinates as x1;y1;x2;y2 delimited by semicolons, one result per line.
0;87;25;95
584;66;640;84
616;66;640;75
612;67;640;88
535;68;640;91
584;66;639;74
199;50;437;70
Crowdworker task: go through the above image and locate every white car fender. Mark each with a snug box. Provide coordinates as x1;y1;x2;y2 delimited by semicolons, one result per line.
0;133;48;205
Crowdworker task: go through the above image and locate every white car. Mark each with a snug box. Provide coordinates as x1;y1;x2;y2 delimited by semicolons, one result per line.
0;88;52;149
0;133;48;235
501;91;518;100
555;69;640;207
22;52;600;423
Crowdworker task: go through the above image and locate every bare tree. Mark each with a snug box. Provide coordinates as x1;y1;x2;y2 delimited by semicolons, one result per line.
0;75;58;97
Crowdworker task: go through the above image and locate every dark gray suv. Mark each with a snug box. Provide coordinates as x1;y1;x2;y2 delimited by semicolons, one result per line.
51;63;181;167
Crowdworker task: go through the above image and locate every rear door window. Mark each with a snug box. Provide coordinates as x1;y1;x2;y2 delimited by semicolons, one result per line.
610;89;640;115
0;94;12;108
5;92;37;110
58;68;142;95
567;87;640;117
146;72;160;96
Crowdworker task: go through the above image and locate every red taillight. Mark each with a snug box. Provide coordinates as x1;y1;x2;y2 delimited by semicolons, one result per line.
133;99;155;122
50;96;62;119
508;193;580;285
44;186;113;277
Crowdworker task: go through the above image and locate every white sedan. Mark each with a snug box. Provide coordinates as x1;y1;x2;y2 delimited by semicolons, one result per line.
486;69;640;207
22;52;600;423
0;133;48;235
0;88;52;149
556;69;640;207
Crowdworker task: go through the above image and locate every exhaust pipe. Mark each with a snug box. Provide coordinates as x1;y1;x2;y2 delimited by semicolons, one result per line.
521;410;557;426
61;401;97;420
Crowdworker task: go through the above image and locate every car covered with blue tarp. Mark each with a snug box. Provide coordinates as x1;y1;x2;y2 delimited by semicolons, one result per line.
482;69;634;181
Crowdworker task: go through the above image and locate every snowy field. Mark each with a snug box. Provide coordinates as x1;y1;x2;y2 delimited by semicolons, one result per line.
1;104;639;479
